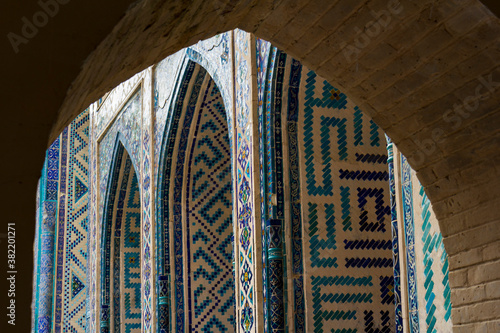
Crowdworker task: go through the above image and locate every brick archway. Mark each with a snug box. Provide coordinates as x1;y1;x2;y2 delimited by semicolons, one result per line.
50;3;500;328
6;0;500;331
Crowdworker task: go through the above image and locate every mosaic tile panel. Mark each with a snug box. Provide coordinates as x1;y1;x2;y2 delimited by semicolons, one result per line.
406;165;452;333
59;111;90;333
33;31;461;333
235;29;259;333
95;72;144;137
256;40;289;333
186;76;235;332
256;37;272;333
32;112;89;333
54;127;69;333
154;50;186;179
170;65;207;332
100;143;142;333
88;72;146;333
100;143;126;331
298;68;394;333
156;60;203;332
119;162;141;332
99;89;142;221
32;136;60;333
385;136;403;333
140;67;155;333
158;62;237;333
186;32;234;138
111;153;133;333
286;58;306;333
401;156;420;332
88;99;99;333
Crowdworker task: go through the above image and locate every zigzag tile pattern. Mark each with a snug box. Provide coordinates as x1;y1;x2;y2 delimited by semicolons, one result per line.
414;183;452;332
32;113;91;333
100;144;141;333
121;170;141;332
110;148;132;333
186;77;235;332
61;111;90;333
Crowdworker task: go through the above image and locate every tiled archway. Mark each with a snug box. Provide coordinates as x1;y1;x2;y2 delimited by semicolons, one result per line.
49;4;500;329
12;1;500;332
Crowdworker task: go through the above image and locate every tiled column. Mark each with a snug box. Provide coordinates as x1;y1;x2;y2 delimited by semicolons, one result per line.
100;304;110;333
141;67;155;333
157;275;169;332
35;138;61;333
267;219;285;332
234;29;263;333
386;136;404;333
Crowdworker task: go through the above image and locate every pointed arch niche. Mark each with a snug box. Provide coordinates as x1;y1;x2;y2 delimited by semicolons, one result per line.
100;141;142;333
156;60;236;332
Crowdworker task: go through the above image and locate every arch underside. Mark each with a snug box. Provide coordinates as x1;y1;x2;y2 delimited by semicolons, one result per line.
157;62;236;332
101;145;142;333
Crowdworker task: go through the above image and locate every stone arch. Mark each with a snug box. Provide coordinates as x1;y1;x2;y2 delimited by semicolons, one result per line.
155;59;236;332
100;140;142;333
46;1;500;331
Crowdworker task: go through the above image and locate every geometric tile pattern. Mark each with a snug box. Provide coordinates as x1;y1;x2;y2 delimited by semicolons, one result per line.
416;184;452;332
101;143;127;332
394;162;453;333
140;67;155;333
99;90;142;223
257;38;292;333
156;60;199;333
418;184;452;327
391;151;453;333
256;38;272;333
187;77;235;332
235;29;257;333
32;111;90;333
101;144;141;333
94;86;143;333
156;55;237;333
172;65;207;332
113;152;133;333
32;136;61;333
287;58;306;333
120;167;141;332
60;111;89;333
385;136;403;333
88;100;99;333
186;31;234;140
31;32;461;333
400;156;420;333
54;125;69;333
86;72;146;333
299;69;394;333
